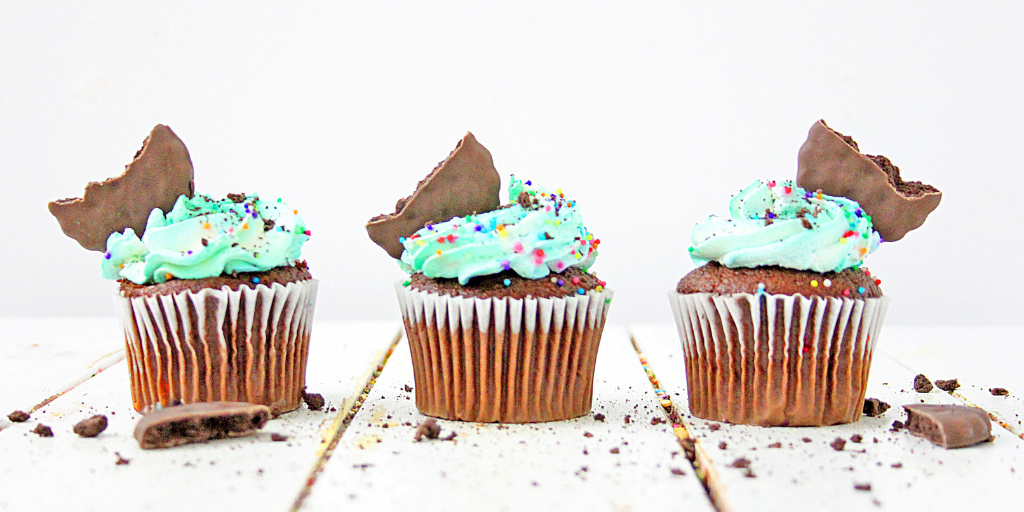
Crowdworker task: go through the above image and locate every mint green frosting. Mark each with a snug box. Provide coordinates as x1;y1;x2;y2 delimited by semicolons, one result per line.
398;176;600;284
690;180;880;273
102;194;310;284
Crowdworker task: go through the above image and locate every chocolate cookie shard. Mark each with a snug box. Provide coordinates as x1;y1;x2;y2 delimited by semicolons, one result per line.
49;124;195;251
367;132;500;259
902;404;993;449
796;119;941;242
133;402;271;449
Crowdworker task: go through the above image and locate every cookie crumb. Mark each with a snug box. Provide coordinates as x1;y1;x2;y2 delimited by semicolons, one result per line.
680;437;696;461
863;398;890;417
730;457;751;469
624;414;631;424
650;417;666;425
830;437;846;451
403;385;414;392
767;441;782;448
583;431;593;438
991;387;1010;396
935;379;960;392
302;389;325;411
7;410;29;423
891;420;904;432
414;418;441;441
610;447;620;454
32;424;54;437
271;433;288;442
854;483;872;491
913;374;934;393
115;452;131;465
73;415;108;438
593;413;606;422
850;434;863;444
708;423;721;431
670;467;686;476
718;441;728;449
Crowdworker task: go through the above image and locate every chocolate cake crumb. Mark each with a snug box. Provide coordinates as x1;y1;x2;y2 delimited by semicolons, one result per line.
830;437;846;451
854;483;872;491
708;423;721;431
227;192;247;203
271;433;288;442
990;387;1010;396
891;420;905;432
115;452;131;465
583;431;593;438
33;424;54;437
73;415;108;438
593;413;606;422
670;467;686;476
864;398;891;417
718;441;728;449
623;415;631;424
913;374;934;393
263;219;275;232
767;442;782;448
7;410;29;423
404;385;413;392
891;462;903;468
651;417;666;425
935;379;960;392
414;418;441;441
850;434;863;444
744;469;757;478
680;438;696;461
802;437;812;443
302;389;325;411
730;457;751;469
610;447;620;454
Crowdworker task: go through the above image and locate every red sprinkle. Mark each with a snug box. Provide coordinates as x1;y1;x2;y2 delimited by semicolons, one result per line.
571;276;580;285
843;289;851;297
874;279;881;285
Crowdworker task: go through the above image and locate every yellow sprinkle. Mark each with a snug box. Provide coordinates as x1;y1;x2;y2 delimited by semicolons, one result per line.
554;220;561;226
595;285;603;292
242;223;249;230
496;224;505;231
840;238;847;244
816;192;822;199
436;250;442;256
811;280;818;287
556;188;563;196
203;222;211;229
586;234;593;241
575;252;582;259
860;247;868;254
165;273;172;280
417;240;425;247
293;210;298;214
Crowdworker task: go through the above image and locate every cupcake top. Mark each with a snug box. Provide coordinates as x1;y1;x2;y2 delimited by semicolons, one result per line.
103;193;310;285
689;179;879;274
398;176;600;285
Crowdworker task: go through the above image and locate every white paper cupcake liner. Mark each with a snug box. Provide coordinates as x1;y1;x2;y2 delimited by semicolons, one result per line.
669;291;890;426
397;282;614;423
115;279;318;414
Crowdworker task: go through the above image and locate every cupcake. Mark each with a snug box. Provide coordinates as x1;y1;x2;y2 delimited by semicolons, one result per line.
367;133;612;423
50;125;317;414
670;120;940;426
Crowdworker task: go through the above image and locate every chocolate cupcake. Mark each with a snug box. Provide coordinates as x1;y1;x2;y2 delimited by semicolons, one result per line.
368;133;612;423
671;179;891;426
51;126;317;413
670;120;940;427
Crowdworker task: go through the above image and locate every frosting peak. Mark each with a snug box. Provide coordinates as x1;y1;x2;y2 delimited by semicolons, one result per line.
102;193;310;284
398;176;599;284
689;180;880;273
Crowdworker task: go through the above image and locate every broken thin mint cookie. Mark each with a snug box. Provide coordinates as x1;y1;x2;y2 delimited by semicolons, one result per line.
134;402;272;449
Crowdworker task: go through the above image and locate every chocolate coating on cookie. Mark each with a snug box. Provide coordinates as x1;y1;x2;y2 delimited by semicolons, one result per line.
902;404;993;449
677;262;881;298
49;125;195;251
796;119;940;242
133;402;271;449
367;132;500;259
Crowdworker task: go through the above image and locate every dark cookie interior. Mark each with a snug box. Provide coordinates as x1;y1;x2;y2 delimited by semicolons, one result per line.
367;132;501;259
49;125;195;251
796;119;941;242
119;261;311;297
677;261;881;298
133;402;271;449
409;266;604;300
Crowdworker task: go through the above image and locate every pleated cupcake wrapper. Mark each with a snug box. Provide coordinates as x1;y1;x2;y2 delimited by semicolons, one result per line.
115;279;318;414
396;282;614;423
669;291;890;426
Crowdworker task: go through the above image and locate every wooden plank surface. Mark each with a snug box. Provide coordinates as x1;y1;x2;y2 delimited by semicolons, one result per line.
303;325;715;512
882;326;1024;437
0;317;123;420
631;323;1024;512
0;321;398;512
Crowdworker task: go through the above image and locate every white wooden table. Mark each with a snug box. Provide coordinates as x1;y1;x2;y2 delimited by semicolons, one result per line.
1;319;1021;511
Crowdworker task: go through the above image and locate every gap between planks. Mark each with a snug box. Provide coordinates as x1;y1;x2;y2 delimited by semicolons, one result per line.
289;328;403;512
629;331;728;512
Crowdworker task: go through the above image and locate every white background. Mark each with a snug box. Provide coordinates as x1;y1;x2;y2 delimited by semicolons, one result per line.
1;1;1021;325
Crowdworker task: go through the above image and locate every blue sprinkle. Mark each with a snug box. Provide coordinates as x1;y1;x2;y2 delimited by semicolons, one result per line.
577;288;585;295
858;286;865;293
475;225;483;232
187;250;193;255
525;180;532;186
253;277;260;284
503;279;511;286
557;279;565;286
855;209;863;218
399;237;407;243
252;212;258;219
104;252;111;260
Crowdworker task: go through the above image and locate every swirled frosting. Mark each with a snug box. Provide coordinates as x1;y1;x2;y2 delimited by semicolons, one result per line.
689;180;880;273
102;193;310;284
398;176;600;284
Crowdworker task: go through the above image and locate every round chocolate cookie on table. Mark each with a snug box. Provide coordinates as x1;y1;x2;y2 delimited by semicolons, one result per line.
366;132;612;423
50;125;317;414
670;119;941;427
